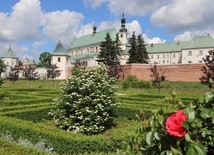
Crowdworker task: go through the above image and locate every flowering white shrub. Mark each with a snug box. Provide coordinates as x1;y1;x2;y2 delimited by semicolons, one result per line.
49;68;118;135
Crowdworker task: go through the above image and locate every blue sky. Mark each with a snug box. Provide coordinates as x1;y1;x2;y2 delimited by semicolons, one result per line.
0;0;214;62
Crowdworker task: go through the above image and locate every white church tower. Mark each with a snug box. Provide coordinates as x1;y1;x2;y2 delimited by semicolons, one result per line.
51;40;71;79
1;46;18;68
119;12;128;51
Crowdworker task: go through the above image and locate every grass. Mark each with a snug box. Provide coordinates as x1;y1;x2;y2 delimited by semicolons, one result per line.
0;79;211;154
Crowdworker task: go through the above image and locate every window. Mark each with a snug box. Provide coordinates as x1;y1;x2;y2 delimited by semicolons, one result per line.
163;54;165;58
163;60;165;63
199;50;203;55
188;61;192;63
151;55;153;59
167;54;169;58
172;54;176;58
87;48;89;53
199;60;203;63
95;47;98;52
157;55;159;59
167;60;169;63
188;51;192;56
58;57;61;62
120;34;123;38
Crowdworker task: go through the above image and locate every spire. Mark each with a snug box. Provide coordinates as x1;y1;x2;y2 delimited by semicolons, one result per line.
52;40;67;56
120;12;127;33
93;25;97;34
4;46;16;58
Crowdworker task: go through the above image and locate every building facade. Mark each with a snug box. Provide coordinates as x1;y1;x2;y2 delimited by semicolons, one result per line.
65;14;214;70
1;46;18;68
51;40;71;79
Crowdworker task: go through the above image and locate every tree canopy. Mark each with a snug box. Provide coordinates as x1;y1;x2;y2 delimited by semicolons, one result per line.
200;50;214;89
0;59;6;75
97;33;122;79
38;51;51;67
127;32;149;64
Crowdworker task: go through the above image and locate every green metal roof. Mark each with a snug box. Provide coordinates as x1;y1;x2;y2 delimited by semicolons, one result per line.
71;52;97;60
52;40;68;56
145;35;214;53
146;41;189;53
3;46;16;58
183;35;214;49
69;28;117;49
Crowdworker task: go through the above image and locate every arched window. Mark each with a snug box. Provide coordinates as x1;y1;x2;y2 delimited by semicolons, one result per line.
58;57;61;62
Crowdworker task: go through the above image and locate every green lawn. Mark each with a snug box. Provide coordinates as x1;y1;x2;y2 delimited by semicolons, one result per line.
0;79;210;154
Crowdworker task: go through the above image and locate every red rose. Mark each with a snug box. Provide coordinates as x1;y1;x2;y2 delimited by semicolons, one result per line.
166;110;187;138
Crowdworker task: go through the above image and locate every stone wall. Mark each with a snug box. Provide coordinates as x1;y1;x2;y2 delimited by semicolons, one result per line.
121;64;205;81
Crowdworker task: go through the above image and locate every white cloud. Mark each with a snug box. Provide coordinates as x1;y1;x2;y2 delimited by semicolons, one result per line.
83;0;108;8
75;23;94;38
151;0;214;33
0;42;29;58
144;35;166;44
42;10;83;44
0;0;43;41
108;0;161;16
174;31;214;42
126;20;142;36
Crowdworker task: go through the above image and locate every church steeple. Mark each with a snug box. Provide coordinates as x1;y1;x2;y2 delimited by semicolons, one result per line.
119;12;127;33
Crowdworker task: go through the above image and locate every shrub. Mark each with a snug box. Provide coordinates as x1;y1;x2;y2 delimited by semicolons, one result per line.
123;92;214;155
122;76;151;89
49;68;118;135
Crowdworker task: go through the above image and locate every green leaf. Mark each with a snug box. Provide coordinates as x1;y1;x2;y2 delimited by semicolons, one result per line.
146;131;153;146
183;121;190;130
185;133;193;143
171;146;182;155
200;108;214;119
199;96;205;104
186;143;206;155
204;92;214;103
154;132;160;140
184;108;195;122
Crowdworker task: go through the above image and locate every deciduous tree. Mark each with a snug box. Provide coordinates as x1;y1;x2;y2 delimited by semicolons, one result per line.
47;64;61;87
200;50;214;89
38;51;51;67
0;59;6;86
150;64;166;94
7;66;19;85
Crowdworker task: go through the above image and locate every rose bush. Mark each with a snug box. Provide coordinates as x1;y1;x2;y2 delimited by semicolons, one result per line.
124;92;214;155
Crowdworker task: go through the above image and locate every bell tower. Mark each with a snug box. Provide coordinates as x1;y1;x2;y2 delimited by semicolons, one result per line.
119;12;128;50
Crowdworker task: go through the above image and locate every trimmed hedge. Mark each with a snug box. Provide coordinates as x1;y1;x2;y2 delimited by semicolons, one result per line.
2;106;53;122
0;137;48;155
0;116;139;154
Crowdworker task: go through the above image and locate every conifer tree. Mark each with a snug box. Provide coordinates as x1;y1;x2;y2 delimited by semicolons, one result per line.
127;32;138;63
137;34;149;63
128;32;149;63
97;33;122;79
